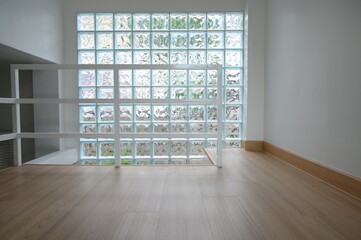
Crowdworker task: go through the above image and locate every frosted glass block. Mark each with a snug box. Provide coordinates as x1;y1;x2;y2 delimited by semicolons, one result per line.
78;33;95;49
189;140;204;156
96;33;113;49
170;13;187;30
119;70;132;86
79;70;95;86
115;51;132;64
154;141;169;156
97;70;114;86
135;105;151;121
80;106;96;122
190;123;204;133
225;69;241;85
189;13;206;30
170;51;187;64
226;13;243;30
152;32;169;49
207;123;218;133
170;32;187;49
226;51;242;67
136;141;150;156
115;13;132;30
226;88;240;103
207;88;217;99
133;14;150;30
82;142;97;158
152;51;169;64
99;106;114;122
171;70;187;85
119;106;132;121
171;88;187;99
189;70;205;85
189;32;205;48
134;51;150;64
135;70;151;86
226;106;240;120
152;13;169;30
81;124;96;133
189;88;204;99
226;32;242;48
207;70;218;85
226;123;240;138
206;139;217;147
136;124;150;133
152;70;169;86
189;106;205;120
226;141;241;148
171;141;187;156
115;33;132;49
153;88;168;99
97;51;114;64
189;51;206;64
135;87;150;99
207;51;223;65
99;124;114;133
207;105;218;121
96;13;113;31
207;13;224;30
78;51;95;64
78;13;94;31
119;88;132;99
79;88;95;99
153;105;169;121
154;123;169;132
171;106;187;121
100;142;114;158
207;32;224;49
98;88;114;99
120;124;132;132
171;123;186;132
133;33;150;49
120;141;132;157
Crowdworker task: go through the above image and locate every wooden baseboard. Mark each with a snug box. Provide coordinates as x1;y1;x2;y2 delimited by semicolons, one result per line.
241;140;264;151
263;142;361;200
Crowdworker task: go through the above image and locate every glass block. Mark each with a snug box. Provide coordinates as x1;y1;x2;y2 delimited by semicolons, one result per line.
99;106;114;122
226;123;240;138
136;160;150;165
98;88;114;99
190;123;204;133
119;106;132;121
171;70;187;85
189;51;206;64
152;32;169;49
189;106;205;121
119;88;132;99
189;13;206;30
80;160;97;165
78;51;95;64
120;124;132;132
134;51;150;64
97;51;114;64
136;124;150;133
115;13;132;30
207;51;223;65
79;88;95;99
152;13;169;30
153;87;168;99
153;106;169;121
152;70;169;86
135;87;150;99
78;13;94;31
226;106;240;120
170;13;187;29
207;13;224;30
171;123;186;132
207;105;218;121
225;69;241;85
154;123;169;133
226;141;241;148
189;88;204;99
171;88;187;99
115;32;132;49
170;32;187;49
97;70;114;86
81;142;97;158
154;141;169;156
120;141;133;157
81;124;96;133
207;32;224;49
226;13;243;30
79;70;95;86
96;13;113;31
101;160;115;165
170;51;187;64
171;106;187;121
207;88;217;99
133;33;150;49
189;32;205;48
135;70;151;86
189;140;204;156
226;88;240;103
226;32;242;48
80;106;96;122
135;105;151;121
189;70;205;85
207;70;218;85
152;51;169;64
206;139;217;147
171;140;187;156
119;70;132;86
78;33;95;49
207;123;218;133
96;33;113;49
136;141;150;156
133;14;150;30
100;142;114;158
115;51;132;64
226;51;242;67
99;124;114;133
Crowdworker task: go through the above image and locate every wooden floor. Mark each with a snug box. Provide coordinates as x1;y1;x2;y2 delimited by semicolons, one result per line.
1;149;361;240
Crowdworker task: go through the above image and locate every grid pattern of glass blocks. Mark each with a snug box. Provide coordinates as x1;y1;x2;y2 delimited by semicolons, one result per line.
77;12;243;165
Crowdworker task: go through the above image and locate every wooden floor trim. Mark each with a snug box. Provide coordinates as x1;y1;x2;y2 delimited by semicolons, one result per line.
263;141;361;200
241;140;264;151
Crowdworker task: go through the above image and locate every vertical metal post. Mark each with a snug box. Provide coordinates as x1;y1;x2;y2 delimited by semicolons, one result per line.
216;65;223;167
11;66;22;166
114;68;121;167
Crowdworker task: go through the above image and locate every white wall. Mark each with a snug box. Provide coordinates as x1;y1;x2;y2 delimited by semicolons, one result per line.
264;0;361;177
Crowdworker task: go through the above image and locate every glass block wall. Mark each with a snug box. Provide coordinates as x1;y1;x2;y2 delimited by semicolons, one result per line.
77;12;243;165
